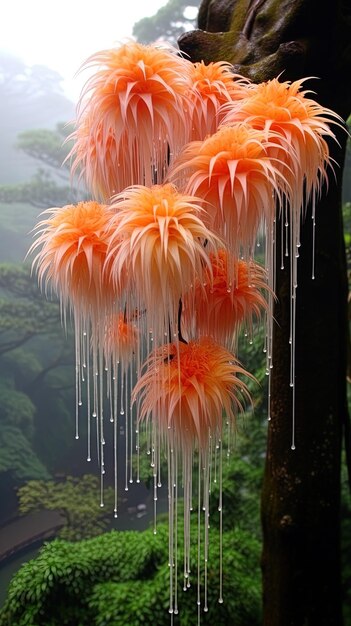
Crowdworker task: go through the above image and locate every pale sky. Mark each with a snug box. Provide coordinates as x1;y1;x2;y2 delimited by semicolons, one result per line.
1;0;170;102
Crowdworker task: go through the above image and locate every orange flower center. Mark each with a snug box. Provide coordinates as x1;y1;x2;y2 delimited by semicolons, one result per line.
245;80;309;121
200;125;266;163
50;201;109;253
168;342;213;388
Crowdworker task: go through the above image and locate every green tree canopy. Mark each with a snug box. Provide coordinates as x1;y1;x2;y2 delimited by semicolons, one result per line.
0;425;50;482
18;475;116;541
0;263;62;356
133;0;201;45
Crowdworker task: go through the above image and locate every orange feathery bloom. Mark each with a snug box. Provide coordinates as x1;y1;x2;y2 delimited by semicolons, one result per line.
105;183;221;344
29;200;116;320
132;337;252;450
188;61;251;140
220;77;341;209
184;249;269;347
169;123;290;255
103;312;139;370
68;42;193;200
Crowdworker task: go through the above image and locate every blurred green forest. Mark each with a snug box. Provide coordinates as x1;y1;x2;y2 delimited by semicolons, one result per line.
0;0;350;624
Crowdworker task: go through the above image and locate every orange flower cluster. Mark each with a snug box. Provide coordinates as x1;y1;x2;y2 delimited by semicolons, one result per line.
30;40;340;450
28;39;342;618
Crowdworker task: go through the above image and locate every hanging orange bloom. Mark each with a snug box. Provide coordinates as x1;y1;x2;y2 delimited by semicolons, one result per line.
103;312;139;370
188;61;251;140
29;200;116;320
168;123;290;255
68;42;193;200
220;76;341;209
105;183;221;345
132;337;252;450
184;249;269;347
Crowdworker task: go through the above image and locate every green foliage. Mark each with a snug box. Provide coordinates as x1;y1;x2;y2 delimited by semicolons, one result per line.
0;260;76;481
0;380;36;437
0;523;261;626
0;202;42;264
0;263;64;361
237;326;268;410
0;425;50;482
0;169;74;209
209;455;263;537
16;124;73;172
17;475;116;541
0;122;81;209
133;0;201;45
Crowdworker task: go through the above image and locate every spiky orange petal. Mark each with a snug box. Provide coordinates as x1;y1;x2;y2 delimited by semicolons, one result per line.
105;183;221;345
29;200;116;320
184;249;269;347
133;337;252;450
188;61;251;140
169;123;290;255
68;42;194;200
220;77;342;209
102;312;139;370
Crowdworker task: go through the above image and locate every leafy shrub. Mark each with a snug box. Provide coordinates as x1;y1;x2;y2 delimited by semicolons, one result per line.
0;523;261;626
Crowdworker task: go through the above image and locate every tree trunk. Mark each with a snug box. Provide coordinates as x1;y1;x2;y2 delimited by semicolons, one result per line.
178;1;351;624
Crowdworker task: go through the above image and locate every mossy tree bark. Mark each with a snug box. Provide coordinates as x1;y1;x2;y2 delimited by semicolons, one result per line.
178;2;351;624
